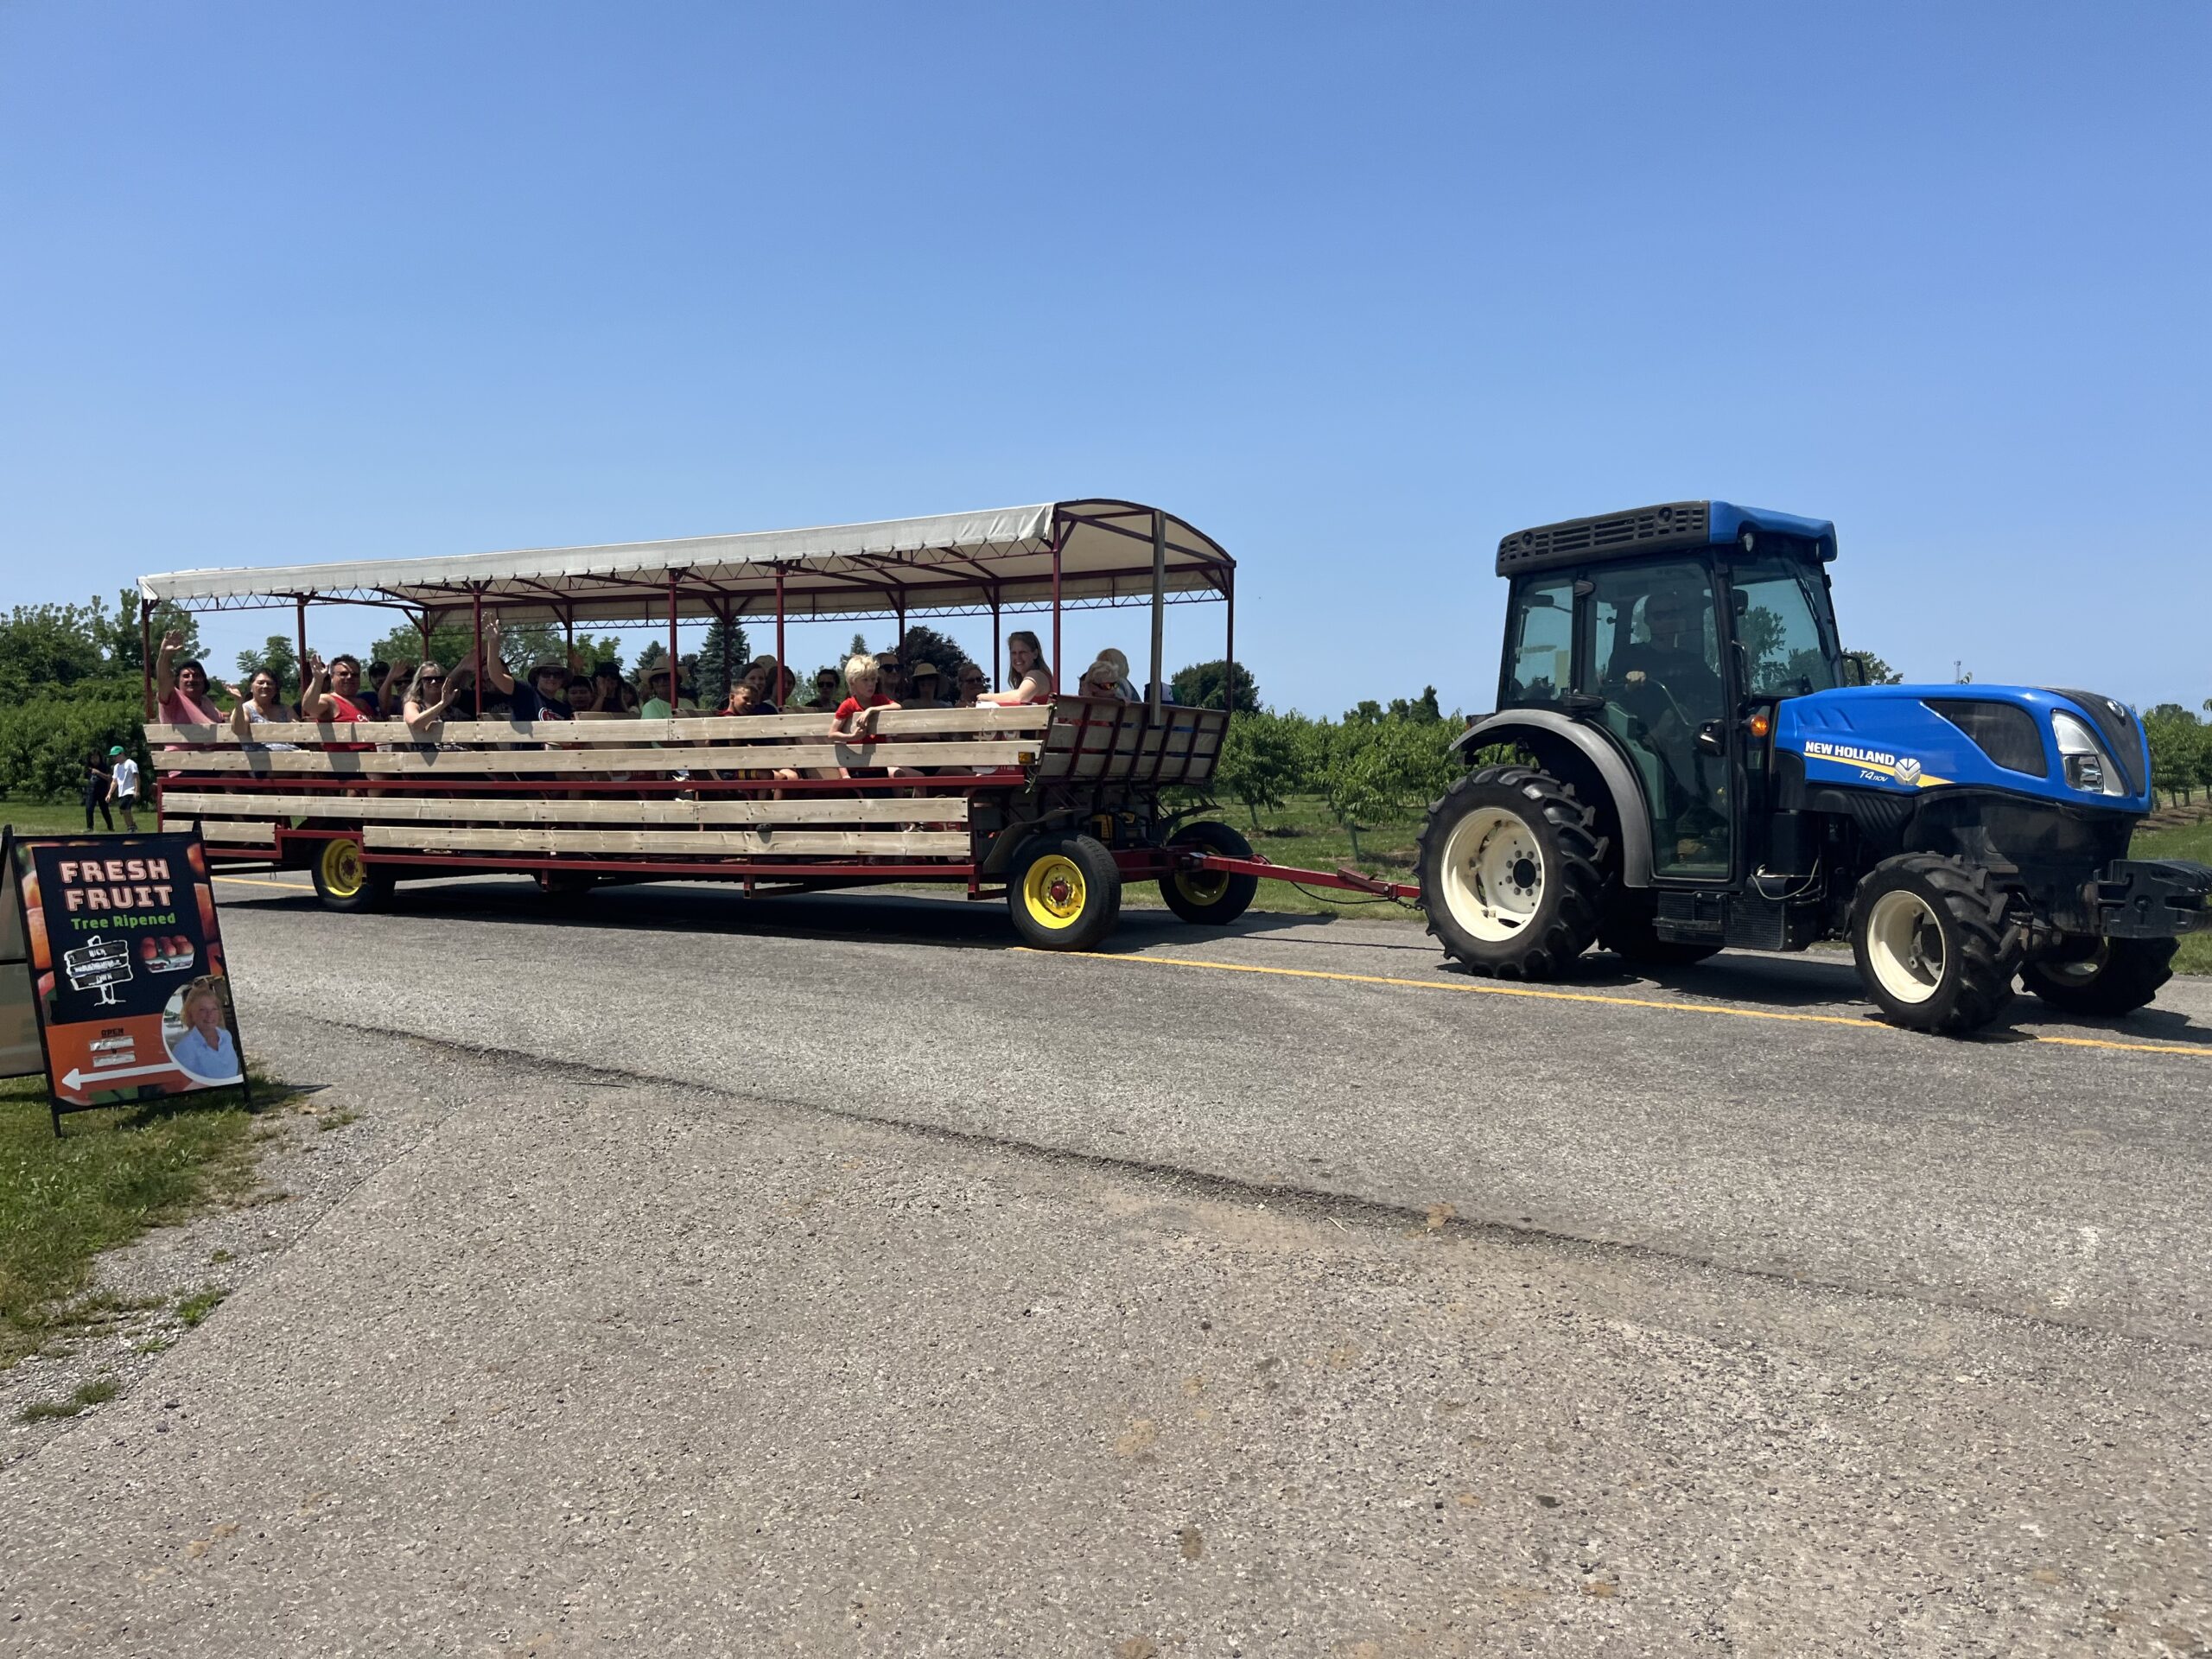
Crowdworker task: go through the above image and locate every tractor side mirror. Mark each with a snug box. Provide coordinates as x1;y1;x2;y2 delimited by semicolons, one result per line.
1841;656;1870;687
1695;721;1727;757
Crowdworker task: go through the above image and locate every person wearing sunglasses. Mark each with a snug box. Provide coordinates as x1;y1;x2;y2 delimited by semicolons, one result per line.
403;660;467;738
952;666;988;708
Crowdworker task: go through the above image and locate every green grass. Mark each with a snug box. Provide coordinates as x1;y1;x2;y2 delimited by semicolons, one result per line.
17;1375;119;1422
1;797;136;837
173;1284;228;1327
0;1071;280;1369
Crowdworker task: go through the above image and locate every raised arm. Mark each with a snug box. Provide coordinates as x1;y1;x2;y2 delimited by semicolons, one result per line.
296;653;336;721
226;682;255;743
154;628;187;702
479;619;516;695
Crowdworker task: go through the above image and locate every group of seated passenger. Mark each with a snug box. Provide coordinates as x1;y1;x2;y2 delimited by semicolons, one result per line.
165;617;1158;768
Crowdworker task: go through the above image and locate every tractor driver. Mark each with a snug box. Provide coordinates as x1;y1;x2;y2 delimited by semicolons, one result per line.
1606;583;1722;738
1605;581;1727;864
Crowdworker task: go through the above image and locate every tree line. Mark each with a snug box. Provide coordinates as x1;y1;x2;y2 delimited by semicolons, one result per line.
4;598;2208;817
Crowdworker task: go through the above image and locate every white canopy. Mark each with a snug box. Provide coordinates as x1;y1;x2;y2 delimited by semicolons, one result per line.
138;499;1232;626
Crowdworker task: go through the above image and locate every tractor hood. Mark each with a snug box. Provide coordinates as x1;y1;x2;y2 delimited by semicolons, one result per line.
1773;685;2152;813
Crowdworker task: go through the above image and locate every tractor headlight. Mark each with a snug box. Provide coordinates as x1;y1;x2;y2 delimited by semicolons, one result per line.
2052;711;2125;796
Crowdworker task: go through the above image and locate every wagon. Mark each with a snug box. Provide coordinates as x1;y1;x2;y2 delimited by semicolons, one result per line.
137;499;1362;948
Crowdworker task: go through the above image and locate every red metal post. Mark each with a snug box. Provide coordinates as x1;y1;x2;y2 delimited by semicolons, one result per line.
1050;530;1063;696
775;568;786;703
471;590;484;717
666;573;679;709
295;598;308;711
990;594;1001;692
896;594;906;661
1224;567;1236;717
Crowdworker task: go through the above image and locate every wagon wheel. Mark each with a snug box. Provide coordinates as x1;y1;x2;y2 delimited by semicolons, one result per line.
309;834;394;914
1158;820;1260;927
1008;832;1122;950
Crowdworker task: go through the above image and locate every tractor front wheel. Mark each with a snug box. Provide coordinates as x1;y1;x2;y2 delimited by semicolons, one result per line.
2020;937;2177;1017
1008;832;1122;951
1417;765;1602;981
1849;854;2018;1033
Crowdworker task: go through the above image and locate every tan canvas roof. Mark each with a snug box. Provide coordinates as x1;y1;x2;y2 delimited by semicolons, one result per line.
138;499;1231;625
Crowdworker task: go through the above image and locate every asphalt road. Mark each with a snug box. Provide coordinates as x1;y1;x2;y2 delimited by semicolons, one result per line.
4;873;2209;1656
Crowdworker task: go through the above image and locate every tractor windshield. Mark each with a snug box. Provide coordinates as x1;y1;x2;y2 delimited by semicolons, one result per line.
1730;556;1840;698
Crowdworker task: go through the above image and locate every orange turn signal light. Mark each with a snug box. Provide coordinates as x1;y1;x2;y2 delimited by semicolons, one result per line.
1746;712;1772;740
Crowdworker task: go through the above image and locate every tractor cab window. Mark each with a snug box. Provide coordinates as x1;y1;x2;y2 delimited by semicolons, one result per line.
1730;556;1840;698
1502;576;1574;708
1584;560;1730;877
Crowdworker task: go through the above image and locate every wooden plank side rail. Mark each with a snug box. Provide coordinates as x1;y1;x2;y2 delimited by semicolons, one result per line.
154;741;1033;775
143;706;1052;747
362;826;969;857
162;792;971;826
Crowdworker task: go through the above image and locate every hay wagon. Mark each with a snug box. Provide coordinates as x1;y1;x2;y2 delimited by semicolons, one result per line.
137;499;1373;948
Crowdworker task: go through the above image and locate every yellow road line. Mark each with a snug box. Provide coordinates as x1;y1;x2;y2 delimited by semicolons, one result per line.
1024;949;2212;1060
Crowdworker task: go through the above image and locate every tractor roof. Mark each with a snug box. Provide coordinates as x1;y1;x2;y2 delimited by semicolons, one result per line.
1495;500;1837;578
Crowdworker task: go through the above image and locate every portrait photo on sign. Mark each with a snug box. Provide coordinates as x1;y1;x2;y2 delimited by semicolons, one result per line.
162;974;240;1083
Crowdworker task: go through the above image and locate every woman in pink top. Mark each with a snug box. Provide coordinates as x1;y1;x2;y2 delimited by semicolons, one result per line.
154;629;226;729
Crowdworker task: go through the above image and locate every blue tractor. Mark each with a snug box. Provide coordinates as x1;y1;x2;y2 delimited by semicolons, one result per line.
1417;501;2211;1033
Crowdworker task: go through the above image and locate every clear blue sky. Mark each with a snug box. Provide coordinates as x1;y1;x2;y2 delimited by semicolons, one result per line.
3;3;2207;713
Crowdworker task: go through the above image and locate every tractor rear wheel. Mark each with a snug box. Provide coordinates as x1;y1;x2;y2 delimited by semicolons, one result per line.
2020;938;2177;1017
1417;765;1602;981
1158;820;1260;927
1849;854;2019;1033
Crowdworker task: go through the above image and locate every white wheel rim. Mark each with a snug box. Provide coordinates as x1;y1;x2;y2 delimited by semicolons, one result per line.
1439;805;1546;943
1866;888;1947;1004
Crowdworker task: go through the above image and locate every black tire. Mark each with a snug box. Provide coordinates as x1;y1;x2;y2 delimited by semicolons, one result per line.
1008;832;1122;951
308;834;393;914
1416;765;1602;980
2020;938;2177;1017
1158;820;1261;926
1599;892;1723;968
1848;854;2020;1033
534;869;598;897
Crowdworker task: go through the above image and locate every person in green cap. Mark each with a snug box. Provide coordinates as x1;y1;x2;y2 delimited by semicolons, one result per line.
106;745;141;831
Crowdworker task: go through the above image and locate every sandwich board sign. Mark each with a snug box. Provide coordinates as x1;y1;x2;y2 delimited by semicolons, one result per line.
0;827;251;1135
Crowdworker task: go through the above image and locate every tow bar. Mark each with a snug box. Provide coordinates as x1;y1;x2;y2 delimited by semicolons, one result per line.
1187;850;1423;904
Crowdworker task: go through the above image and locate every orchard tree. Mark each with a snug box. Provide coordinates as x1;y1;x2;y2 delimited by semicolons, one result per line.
1170;658;1260;710
1844;648;1904;685
1214;709;1300;829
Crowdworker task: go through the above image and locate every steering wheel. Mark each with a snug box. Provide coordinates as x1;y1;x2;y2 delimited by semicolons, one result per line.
1606;672;1694;743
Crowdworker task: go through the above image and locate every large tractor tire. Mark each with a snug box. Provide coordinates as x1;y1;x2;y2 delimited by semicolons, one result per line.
308;834;394;914
2019;938;2177;1017
1849;854;2019;1033
1008;832;1122;951
1599;893;1722;969
1417;765;1602;980
1158;820;1261;927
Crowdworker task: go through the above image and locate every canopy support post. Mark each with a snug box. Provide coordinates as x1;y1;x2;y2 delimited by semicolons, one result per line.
990;592;1001;693
295;598;308;709
471;590;484;717
773;569;786;707
1224;567;1236;717
416;610;432;659
563;605;574;664
1050;513;1063;697
895;593;906;663
666;572;679;711
1148;509;1166;722
138;597;154;719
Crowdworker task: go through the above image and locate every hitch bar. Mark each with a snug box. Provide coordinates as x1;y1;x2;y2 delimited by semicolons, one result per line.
1189;851;1422;903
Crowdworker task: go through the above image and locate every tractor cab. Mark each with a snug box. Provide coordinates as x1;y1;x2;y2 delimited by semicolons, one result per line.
1495;501;1843;882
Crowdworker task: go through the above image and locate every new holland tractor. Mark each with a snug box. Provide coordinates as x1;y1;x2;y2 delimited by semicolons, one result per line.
1417;500;2211;1033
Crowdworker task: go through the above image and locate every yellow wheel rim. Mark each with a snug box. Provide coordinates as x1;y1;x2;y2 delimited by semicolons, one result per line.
1173;868;1230;906
1022;855;1088;929
320;838;365;899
